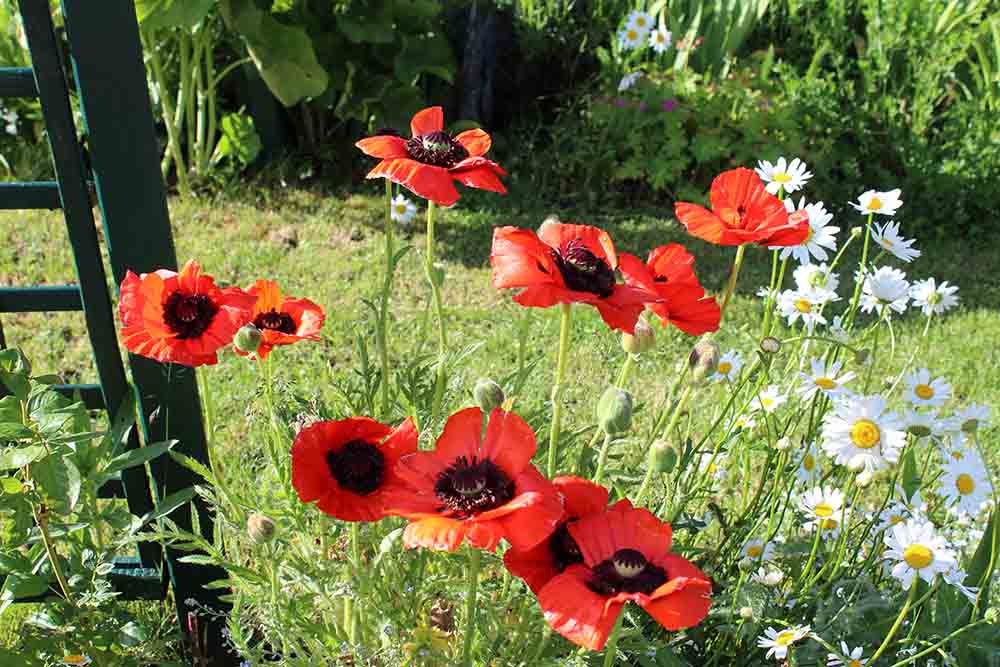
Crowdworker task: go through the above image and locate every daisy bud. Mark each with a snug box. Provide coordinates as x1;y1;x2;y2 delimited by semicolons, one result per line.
739;606;754;620
759;337;781;355
847;455;868;473
856;470;875;487
472;378;505;414
597;386;633;434
234;324;262;355
622;319;655;355
774;436;793;451
850;226;863;237
688;337;721;385
649;439;678;473
247;513;276;545
738;557;756;573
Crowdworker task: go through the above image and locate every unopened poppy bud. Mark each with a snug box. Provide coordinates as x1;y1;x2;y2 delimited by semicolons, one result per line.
622;319;655;355
472;378;505;414
597;386;633;434
739;606;754;620
688;337;721;385
247;513;276;544
855;348;871;366
234;324;262;355
738;557;756;573
775;436;793;451
759;337;781;354
649;439;678;473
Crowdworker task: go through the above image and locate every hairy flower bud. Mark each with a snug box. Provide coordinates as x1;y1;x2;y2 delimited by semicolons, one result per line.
738;557;756;573
688;337;721;385
247;513;276;544
759;336;781;355
597;386;633;434
774;436;793;451
622;319;655;355
649;439;678;473
472;378;505;414
739;606;754;620
234;324;263;355
985;607;999;624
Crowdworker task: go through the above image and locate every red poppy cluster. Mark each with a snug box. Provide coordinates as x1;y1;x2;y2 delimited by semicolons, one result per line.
118;260;325;366
291;406;712;650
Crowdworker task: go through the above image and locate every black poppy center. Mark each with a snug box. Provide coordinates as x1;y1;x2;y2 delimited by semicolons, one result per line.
435;456;515;518
254;309;297;334
588;548;668;595
548;521;584;572
163;291;218;339
553;239;615;298
405;130;469;168
326;439;385;496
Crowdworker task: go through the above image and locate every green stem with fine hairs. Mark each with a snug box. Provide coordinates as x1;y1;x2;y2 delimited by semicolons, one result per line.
377;179;395;418
602;612;625;667
845;213;874;330
719;244;747;318
461;548;482;667
547;304;574;477
425;201;448;423
869;581;919;664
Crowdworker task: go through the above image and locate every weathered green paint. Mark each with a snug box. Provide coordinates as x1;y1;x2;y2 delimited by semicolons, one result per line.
0;285;82;312
0;182;63;209
0;67;37;97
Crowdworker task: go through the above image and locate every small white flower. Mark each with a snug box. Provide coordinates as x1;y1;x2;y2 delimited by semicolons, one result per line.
821;394;906;472
751;566;785;586
800;486;847;536
827;641;868;667
860;266;910;317
2;109;16;136
755;157;813;195
751;385;787;414
757;625;811;660
939;447;993;517
796;441;822;484
850;189;903;216
798;358;856;400
955;403;990;433
828;315;849;344
794;262;840;294
779;288;834;331
729;412;758;432
742;538;776;562
909;278;959;316
904;368;951;408
872;221;920;263
389;194;417;224
699;452;728;481
617;71;643;92
773;198;839;264
712;350;743;382
884;520;957;589
618;26;645;50
625;10;654;34
648;27;671;53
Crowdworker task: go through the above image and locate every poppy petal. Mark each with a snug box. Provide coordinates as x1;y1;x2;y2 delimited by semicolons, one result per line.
490;226;563;290
248;279;284;313
592;285;652;334
538;222;618;269
451;156;509;177
674;203;732;245
513;285;599;309
410;106;444;137
435;406;485;464
465;520;505;551
554;476;609;518
539;565;625;651
503;539;560;595
454;129;491;157
647;244;699;286
368;158;460;206
450;163;507;195
355;135;409;159
481;409;537;476
403;517;467;551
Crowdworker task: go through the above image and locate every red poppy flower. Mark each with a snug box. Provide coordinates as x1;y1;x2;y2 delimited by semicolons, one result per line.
503;476;609;594
355;107;507;207
118;260;256;367
619;244;721;336
490;221;656;334
237;279;325;360
291;416;418;522
538;500;712;651
674;168;807;247
383;407;563;552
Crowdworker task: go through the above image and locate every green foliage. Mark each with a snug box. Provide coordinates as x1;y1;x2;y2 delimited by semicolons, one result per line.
211;111;263;172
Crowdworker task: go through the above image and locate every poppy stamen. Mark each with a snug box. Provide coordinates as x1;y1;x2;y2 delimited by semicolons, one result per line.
588;548;668;595
405;130;469;168
163;292;218;339
254;309;297;334
326;439;385;495
435;456;515;517
553;239;615;298
547;521;584;572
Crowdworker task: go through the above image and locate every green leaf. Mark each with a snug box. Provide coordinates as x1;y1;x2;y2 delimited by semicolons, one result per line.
136;0;215;30
118;620;149;647
134;487;196;532
211;113;262;168
0;572;51;601
101;439;177;481
900;443;920;501
337;3;394;44
0;396;20;424
0;477;24;494
31;456;81;514
0;423;32;441
0;445;46;469
394;33;456;84
0;369;29;401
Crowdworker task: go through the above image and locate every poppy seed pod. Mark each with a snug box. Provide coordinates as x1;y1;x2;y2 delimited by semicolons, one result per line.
649;439;678;473
759;337;781;355
247;513;276;544
597;386;633;434
622;318;655;355
688;337;721;385
473;378;505;414
234;324;263;356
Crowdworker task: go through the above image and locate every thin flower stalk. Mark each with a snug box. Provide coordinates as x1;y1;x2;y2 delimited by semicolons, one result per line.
719;244;746;317
377;179;395;418
425;201;448;422
547;304;574;477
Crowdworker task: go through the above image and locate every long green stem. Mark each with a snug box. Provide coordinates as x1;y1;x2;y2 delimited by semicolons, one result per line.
145;32;191;196
602;612;625;667
461;548;482;667
869;581;919;663
760;249;780;335
36;506;74;606
547;304;574;477
719;244;747;317
845;214;874;330
763;257;789;337
425;201;448;422
635;385;693;505
594;432;615;486
377;180;395;418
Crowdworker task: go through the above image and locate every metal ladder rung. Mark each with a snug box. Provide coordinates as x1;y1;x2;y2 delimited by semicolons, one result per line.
0;181;63;209
52;382;105;409
0;67;38;98
0;285;83;312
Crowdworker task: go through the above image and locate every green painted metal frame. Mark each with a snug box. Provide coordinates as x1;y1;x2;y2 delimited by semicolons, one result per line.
1;2;237;663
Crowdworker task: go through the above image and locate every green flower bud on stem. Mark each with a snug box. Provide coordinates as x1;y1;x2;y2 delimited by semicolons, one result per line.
234;324;263;355
622;319;655;355
597;386;633;434
649;439;678;473
472;378;505;414
247;513;276;544
759;336;781;355
688;336;721;385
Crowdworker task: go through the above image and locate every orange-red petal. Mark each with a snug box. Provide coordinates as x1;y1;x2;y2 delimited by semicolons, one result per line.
490;226;564;290
355;135;409;159
368;158;460;206
450;161;507;195
538;221;618;269
454;128;492;157
539;565;625;651
554;476;609;518
410;106;444;137
403;517;467;551
481;408;537;477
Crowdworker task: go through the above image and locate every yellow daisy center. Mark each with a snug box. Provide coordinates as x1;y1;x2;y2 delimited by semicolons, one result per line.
775;630;797;646
627;29;638;40
395;204;407;214
803;454;815;471
849;660;863;667
882;238;894;248
869;196;883;211
814;377;836;390
915;383;935;400
850;419;881;449
956;473;975;495
795;298;812;313
636;17;647;27
707;462;718;474
717;361;732;374
814;502;834;518
889;514;905;526
761;398;775;409
804;225;814;243
773;172;792;183
951;450;965;461
903;543;934;569
655;33;665;42
747;544;764;558
820;518;839;530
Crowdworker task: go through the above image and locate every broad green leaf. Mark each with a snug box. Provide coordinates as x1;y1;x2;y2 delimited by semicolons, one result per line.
118;620;149;647
0;477;23;494
0;572;51;601
0;369;29;401
136;0;215;30
0;396;20;424
337;3;394;44
134;487;196;532
101;439;177;481
211;113;262;167
394;33;456;84
0;445;46;469
900;443;920;501
31;456;81;514
0;424;32;441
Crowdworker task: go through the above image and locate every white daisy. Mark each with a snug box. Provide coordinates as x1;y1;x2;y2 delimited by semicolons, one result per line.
956;403;990;433
798;358;856;400
821;394;906;472
742;538;776;562
883;520;957;589
755;157;812;195
796;441;822;484
729;412;758;432
617;71;642;92
648;27;671;53
909;278;959;316
943;565;980;603
773;198;839;264
625;10;654;34
800;486;847;537
757;625;811;660
860;266;909;317
827;642;868;667
794;263;840;294
618;26;645;50
902;408;941;439
939;447;993;517
751;385;787;414
699;452;728;481
751;566;785;586
389;194;417;224
904;369;951;408
711;350;743;382
778;288;833;331
850;189;903;216
938;431;975;465
872;221;920;263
